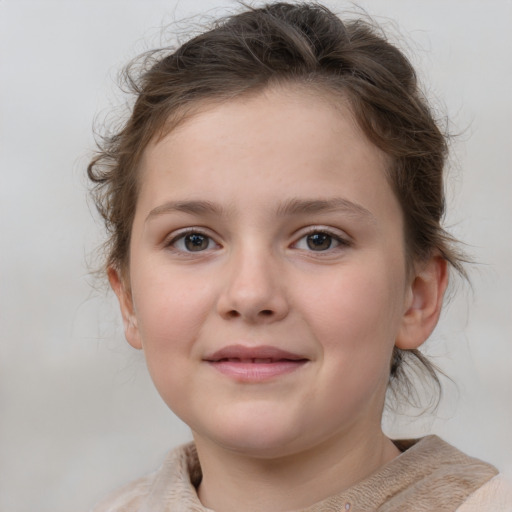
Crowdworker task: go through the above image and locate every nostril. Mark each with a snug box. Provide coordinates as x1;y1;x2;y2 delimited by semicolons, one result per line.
259;309;273;317
227;310;240;319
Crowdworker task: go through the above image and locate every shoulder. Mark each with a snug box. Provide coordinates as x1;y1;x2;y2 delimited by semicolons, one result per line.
456;475;512;512
90;443;205;512
370;436;500;511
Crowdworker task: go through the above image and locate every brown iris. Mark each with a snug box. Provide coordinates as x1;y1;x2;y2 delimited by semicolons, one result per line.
306;233;333;251
184;233;210;251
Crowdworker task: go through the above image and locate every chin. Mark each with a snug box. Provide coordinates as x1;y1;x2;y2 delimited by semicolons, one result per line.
191;406;314;459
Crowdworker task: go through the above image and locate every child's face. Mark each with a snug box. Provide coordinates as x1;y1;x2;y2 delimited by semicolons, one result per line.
114;87;418;458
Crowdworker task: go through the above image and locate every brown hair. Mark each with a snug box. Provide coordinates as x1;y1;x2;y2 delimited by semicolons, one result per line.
88;2;464;405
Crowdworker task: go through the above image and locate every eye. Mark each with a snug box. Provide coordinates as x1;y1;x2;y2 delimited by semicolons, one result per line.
169;231;218;252
293;229;349;252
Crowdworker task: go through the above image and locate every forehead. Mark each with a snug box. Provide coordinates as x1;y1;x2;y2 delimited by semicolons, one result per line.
136;86;400;226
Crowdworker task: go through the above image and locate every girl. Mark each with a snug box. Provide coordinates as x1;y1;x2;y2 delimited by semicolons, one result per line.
87;3;511;510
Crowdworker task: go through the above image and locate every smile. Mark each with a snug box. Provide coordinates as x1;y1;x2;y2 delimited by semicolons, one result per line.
204;345;309;382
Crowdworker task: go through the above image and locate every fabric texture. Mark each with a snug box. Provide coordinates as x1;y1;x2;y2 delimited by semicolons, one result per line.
455;475;512;512
92;436;508;512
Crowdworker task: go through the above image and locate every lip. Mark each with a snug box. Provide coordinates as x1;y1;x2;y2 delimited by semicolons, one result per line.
204;345;309;382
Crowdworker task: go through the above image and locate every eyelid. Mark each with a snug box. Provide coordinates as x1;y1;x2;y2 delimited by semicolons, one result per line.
294;225;351;240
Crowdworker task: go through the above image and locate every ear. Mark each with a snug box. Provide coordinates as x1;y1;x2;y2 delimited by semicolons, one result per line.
396;256;449;350
107;266;143;350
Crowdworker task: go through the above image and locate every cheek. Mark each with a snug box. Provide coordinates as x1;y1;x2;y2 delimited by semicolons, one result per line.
300;268;406;424
130;265;214;370
302;259;407;370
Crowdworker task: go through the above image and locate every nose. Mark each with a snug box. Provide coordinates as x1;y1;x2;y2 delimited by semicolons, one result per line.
216;247;289;324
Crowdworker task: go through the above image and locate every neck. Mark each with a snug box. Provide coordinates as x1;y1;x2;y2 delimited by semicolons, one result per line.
194;428;400;512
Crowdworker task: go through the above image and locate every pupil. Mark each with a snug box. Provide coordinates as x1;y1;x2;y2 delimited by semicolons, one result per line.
185;234;208;251
307;233;331;251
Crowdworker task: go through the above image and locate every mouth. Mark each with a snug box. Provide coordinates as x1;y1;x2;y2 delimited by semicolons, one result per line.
204;345;309;382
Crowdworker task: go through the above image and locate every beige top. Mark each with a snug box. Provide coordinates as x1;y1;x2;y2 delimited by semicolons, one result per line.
92;436;511;511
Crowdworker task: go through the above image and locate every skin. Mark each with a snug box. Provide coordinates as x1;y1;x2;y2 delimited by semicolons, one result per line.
110;87;448;512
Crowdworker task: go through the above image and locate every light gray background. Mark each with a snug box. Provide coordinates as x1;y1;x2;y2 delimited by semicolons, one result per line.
1;1;511;511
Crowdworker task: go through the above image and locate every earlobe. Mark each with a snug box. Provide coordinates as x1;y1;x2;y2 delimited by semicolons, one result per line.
107;266;143;350
396;256;449;350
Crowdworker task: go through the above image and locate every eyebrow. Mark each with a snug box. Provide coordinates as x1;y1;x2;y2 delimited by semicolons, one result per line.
275;197;376;223
145;197;376;223
146;200;225;222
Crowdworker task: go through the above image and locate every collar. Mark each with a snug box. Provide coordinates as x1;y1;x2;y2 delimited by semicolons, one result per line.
138;436;498;512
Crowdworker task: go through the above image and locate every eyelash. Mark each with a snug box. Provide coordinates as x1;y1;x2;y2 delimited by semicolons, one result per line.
292;227;351;253
164;227;351;254
165;228;220;254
